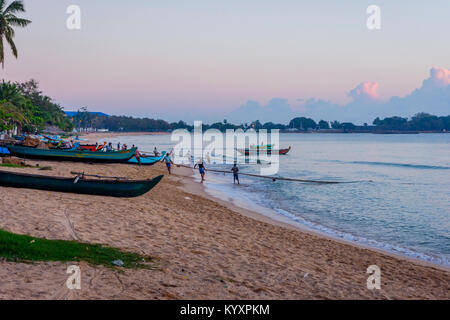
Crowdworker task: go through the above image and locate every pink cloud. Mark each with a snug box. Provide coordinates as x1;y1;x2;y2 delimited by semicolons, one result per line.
349;81;380;100
424;67;450;88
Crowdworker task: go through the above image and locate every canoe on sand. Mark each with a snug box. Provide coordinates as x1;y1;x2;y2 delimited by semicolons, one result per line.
0;169;163;198
7;145;137;163
127;151;167;165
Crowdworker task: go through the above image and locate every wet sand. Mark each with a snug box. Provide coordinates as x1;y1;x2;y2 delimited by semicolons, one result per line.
0;151;449;299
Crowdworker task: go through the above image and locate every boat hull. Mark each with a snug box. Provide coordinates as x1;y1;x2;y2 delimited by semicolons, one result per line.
237;146;291;156
0;170;163;198
7;145;136;163
127;151;166;165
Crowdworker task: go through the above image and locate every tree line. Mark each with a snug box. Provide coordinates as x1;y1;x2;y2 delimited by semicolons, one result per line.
0;80;73;133
70;110;450;133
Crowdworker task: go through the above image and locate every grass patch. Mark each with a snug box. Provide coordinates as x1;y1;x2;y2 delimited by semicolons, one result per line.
0;229;152;269
0;163;26;168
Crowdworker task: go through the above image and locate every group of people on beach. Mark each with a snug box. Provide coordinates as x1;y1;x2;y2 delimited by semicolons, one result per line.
161;151;240;185
97;141;133;152
96;142;241;183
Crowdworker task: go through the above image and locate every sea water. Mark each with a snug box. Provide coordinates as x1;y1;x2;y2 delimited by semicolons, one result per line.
105;133;450;266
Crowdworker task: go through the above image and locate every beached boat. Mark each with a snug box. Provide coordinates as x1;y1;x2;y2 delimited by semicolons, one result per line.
127;151;166;165
237;146;291;156
7;145;137;163
49;145;97;151
77;144;100;152
0;170;163;198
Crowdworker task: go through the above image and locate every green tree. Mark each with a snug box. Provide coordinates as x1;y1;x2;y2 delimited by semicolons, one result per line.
318;120;329;129
0;0;31;68
331;120;341;129
16;79;73;131
289;117;317;130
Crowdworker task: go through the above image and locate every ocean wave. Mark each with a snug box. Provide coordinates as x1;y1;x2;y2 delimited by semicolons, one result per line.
273;208;450;267
203;175;450;267
326;160;450;170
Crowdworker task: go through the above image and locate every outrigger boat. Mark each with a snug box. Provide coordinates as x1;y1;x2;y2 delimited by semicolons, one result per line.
237;146;291;156
127;151;166;165
77;144;103;152
0;169;163;198
7;145;137;163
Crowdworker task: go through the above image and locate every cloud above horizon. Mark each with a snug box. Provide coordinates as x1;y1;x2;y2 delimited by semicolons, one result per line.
225;67;450;124
226;98;295;125
424;67;450;88
349;81;380;101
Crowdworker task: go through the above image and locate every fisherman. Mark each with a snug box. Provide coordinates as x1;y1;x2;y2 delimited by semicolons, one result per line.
194;159;206;183
105;142;113;152
135;148;142;165
231;162;240;184
117;142;121;150
163;152;174;174
153;147;159;157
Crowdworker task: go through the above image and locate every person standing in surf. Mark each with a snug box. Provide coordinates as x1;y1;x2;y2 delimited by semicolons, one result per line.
194;160;206;183
231;162;240;184
163;152;174;174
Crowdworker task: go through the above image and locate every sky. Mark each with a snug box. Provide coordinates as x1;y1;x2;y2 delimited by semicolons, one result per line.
1;0;449;124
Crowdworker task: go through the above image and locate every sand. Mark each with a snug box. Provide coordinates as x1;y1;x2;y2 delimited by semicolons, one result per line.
0;145;449;299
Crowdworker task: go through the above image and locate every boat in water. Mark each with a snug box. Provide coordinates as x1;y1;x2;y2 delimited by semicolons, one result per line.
0;169;163;198
7;145;137;163
237;146;291;156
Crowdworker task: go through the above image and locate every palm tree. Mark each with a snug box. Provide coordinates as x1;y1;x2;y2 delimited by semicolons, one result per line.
0;0;31;68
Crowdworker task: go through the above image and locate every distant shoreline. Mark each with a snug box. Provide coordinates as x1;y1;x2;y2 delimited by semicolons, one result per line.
76;130;449;137
280;130;449;134
80;131;169;143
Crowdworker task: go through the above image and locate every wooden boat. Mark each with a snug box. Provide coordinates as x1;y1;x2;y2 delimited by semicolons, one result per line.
0;147;10;155
0;169;163;198
78;144;99;152
7;145;137;163
127;152;166;165
237;146;291;156
48;142;103;152
249;144;275;150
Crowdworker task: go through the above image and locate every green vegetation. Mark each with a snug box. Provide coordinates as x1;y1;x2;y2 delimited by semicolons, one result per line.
0;228;152;269
0;0;32;68
0;80;73;133
0;162;25;168
373;113;450;132
69;109;450;133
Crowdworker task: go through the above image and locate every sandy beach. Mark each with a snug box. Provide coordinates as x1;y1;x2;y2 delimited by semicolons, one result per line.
0;135;449;299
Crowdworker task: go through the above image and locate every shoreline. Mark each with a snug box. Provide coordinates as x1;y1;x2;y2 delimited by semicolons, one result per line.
177;165;450;273
0;134;448;299
79;131;169;143
82;131;449;271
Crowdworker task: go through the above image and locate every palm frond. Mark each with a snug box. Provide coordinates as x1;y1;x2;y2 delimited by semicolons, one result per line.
5;28;17;58
0;0;31;68
6;25;15;38
4;0;25;15
5;16;31;27
0;36;4;68
0;0;6;12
